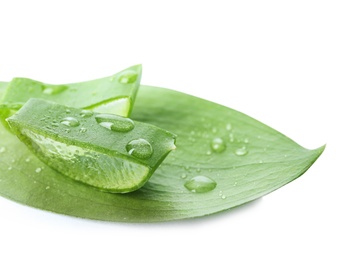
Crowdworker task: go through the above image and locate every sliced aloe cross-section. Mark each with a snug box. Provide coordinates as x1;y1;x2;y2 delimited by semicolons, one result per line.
0;65;141;117
6;98;176;193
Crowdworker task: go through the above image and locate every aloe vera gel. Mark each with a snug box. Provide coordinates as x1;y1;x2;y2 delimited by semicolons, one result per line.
6;99;176;193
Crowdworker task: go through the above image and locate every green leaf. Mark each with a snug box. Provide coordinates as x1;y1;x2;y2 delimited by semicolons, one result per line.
6;98;176;193
0;85;324;222
0;65;142;117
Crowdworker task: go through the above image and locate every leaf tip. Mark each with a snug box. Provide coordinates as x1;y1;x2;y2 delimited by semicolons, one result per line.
315;144;326;155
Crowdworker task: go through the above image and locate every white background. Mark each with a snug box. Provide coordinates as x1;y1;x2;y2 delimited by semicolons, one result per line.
0;1;360;259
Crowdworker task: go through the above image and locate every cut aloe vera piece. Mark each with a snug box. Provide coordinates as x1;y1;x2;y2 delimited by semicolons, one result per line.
6;98;176;193
0;65;141;117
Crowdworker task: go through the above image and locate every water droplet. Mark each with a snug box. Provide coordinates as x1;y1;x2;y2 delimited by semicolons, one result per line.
126;138;153;159
196;168;201;173
8;166;12;171
259;160;263;164
25;158;30;163
221;195;226;199
212;127;217;133
95;114;134;132
118;70;138;84
0;147;6;153
206;150;212;155
79;127;87;133
42;85;68;95
184;176;217;193
35;167;42;173
45;186;50;190
235;147;248;156
211;137;226;153
61;117;80;127
65;109;71;114
226;123;232;131
80;110;93;118
229;133;234;142
233;181;238;186
244;138;249;143
181;173;187;179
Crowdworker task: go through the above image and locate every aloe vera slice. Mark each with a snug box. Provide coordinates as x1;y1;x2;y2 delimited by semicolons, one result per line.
6;98;176;193
0;65;141;117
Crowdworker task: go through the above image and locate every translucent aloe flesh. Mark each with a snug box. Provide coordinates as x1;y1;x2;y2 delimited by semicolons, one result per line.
0;84;324;222
6;98;176;193
0;65;142;117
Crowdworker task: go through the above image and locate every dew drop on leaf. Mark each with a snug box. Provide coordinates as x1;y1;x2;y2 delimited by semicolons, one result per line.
234;147;248;156
61;117;80;127
229;133;234;142
211;137;226;153
184;176;217;193
118;70;138;84
126;138;153;159
80;110;93;118
95;114;134;132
